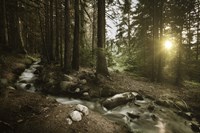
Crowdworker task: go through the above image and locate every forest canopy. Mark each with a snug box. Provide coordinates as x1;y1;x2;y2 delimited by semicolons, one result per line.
0;0;199;85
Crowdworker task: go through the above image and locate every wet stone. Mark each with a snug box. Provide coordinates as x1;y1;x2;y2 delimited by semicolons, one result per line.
191;122;200;132
127;112;140;119
25;84;32;89
151;114;158;121
135;95;144;100
147;105;155;112
176;111;193;120
102;92;137;110
7;86;16;90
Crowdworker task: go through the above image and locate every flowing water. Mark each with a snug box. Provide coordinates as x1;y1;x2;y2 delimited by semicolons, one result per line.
16;61;195;133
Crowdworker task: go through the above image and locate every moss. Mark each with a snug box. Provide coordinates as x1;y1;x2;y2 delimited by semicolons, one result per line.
184;80;200;88
0;54;35;84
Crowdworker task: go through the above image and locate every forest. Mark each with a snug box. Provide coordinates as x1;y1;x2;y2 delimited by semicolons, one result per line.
0;0;200;133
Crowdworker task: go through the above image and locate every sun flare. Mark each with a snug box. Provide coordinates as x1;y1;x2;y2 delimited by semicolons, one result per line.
164;40;173;50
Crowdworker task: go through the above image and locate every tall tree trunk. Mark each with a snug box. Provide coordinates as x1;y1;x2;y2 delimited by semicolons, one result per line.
60;11;63;67
196;2;199;60
127;11;131;48
151;0;157;81
64;0;71;73
175;28;183;85
186;13;191;60
55;0;60;61
0;0;8;48
38;8;47;62
7;0;25;53
157;1;164;82
80;2;86;48
96;0;109;76
45;0;50;62
72;0;80;70
49;0;54;61
92;0;97;58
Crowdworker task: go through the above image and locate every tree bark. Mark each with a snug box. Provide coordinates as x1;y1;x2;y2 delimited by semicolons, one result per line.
0;0;8;48
49;0;54;61
196;1;199;60
64;0;72;73
151;0;157;82
72;0;80;71
92;0;97;58
55;0;60;61
44;0;50;62
96;0;109;76
157;1;164;82
175;28;183;85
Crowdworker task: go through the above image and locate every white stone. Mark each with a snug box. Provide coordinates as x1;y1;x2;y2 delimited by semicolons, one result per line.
83;92;89;96
75;88;80;93
7;86;16;90
70;111;83;122
16;83;27;89
63;74;74;81
75;104;89;116
66;118;73;125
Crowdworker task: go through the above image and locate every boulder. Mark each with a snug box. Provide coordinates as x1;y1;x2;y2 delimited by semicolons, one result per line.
155;99;173;108
75;104;89;116
127;112;140;119
102;92;138;110
63;75;74;81
60;81;77;91
16;83;31;89
151;114;158;121
69;111;83;122
79;79;87;85
174;100;189;111
176;111;193;120
33;69;40;75
191;122;200;132
25;84;32;89
135;94;144;100
147;104;155;112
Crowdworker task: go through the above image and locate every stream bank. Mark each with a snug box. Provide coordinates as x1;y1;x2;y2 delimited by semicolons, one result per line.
14;60;200;132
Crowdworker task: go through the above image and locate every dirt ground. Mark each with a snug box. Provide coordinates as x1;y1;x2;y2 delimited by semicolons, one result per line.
0;89;128;133
105;72;200;111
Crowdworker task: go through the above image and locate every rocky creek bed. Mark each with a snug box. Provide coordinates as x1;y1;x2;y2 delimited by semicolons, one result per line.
11;60;200;133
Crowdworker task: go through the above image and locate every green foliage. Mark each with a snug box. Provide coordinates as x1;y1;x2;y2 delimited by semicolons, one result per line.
185;60;200;82
80;48;95;67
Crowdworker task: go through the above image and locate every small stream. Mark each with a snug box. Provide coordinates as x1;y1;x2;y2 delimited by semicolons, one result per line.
15;61;196;133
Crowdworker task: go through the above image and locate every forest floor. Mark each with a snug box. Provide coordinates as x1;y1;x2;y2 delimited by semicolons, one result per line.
0;54;200;133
